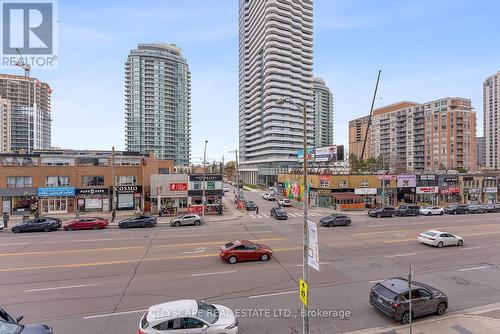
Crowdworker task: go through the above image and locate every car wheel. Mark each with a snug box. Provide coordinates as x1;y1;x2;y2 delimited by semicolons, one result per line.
144;222;151;228
260;254;270;262
328;222;334;227
436;302;447;315
12;227;21;233
93;225;99;230
67;225;74;231
427;212;432;216
391;213;396;218
43;225;51;232
194;220;201;226
346;220;351;226
457;239;463;246
440;211;444;215
121;223;128;229
453;210;457;215
376;213;381;218
174;221;180;227
437;241;444;248
400;311;411;325
228;256;238;264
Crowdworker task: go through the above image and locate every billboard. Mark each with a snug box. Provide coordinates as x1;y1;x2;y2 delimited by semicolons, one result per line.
315;146;337;162
296;145;344;163
297;147;315;162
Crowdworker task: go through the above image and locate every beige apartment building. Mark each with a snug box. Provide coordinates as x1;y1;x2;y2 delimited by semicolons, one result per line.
0;98;11;153
484;71;500;169
349;98;477;173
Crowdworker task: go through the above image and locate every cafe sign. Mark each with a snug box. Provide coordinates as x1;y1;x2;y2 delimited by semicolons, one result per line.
169;183;188;191
416;186;438;194
483;187;498;193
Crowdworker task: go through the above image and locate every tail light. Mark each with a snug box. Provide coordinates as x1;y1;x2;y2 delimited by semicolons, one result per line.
428;237;435;240
138;330;146;334
391;302;400;308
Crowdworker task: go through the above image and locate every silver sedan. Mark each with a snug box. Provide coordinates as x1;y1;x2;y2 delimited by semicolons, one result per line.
418;230;464;248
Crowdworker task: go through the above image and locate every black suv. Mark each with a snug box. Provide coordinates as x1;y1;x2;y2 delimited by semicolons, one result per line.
396;205;420;217
370;277;448;324
270;207;288;220
444;204;468;214
319;214;351;227
0;307;53;333
368;207;397;218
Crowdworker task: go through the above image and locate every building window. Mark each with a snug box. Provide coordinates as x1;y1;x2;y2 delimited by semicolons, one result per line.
319;179;330;188
41;157;75;166
46;176;70;187
115;157;142;166
77;157;109;166
179;198;188;208
7;176;32;188
361;180;369;188
82;176;105;186
338;180;347;188
2;157;38;167
115;176;137;186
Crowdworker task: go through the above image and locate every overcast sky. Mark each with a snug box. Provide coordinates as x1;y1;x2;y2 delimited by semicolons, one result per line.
3;0;499;163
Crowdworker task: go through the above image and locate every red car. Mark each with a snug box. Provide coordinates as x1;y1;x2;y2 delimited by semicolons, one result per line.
219;240;273;264
64;217;109;231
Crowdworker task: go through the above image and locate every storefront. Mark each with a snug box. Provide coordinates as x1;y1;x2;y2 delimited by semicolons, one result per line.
354;188;377;208
114;186;143;210
397;175;416;204
310;189;331;208
331;192;364;210
482;175;498;203
188;174;223;205
0;188;38;215
150;174;189;214
416;175;438;205
438;175;460;204
464;187;481;203
76;188;109;212
38;187;76;214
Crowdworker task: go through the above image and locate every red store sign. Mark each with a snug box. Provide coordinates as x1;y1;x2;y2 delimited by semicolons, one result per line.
440;187;460;194
170;183;188;191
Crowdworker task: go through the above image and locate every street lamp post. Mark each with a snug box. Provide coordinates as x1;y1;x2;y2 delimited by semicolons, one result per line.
229;149;241;203
276;97;310;334
202;140;208;219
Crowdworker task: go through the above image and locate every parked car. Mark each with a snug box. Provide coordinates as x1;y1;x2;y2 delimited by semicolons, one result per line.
170;214;204;227
278;198;292;207
485;203;500;213
219;240;272;264
44;217;62;229
444;204;468;214
419;206;444;216
139;299;238;334
11;217;60;233
368;207;397;218
468;204;486;214
118;215;157;229
245;200;256;211
262;193;276;201
396;205;420;217
223;186;229;192
0;307;53;333
270;207;288;220
418;230;464;248
64;217;109;231
319;214;351;227
370;277;448;324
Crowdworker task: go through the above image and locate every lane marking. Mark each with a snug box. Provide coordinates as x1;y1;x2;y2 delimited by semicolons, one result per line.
357;223;500;236
25;283;98;292
384;230;500;243
0;242;31;246
385;252;418;258
172;234;203;238
154;237;287;249
187;270;237;277
0;246;144;257
457;265;491;272
248;290;295;299
83;309;147;320
459;246;482;251
0;247;301;273
74;238;113;242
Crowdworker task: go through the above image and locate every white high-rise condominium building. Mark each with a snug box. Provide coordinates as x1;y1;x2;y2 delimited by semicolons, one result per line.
0;98;11;153
313;77;333;147
125;43;191;165
484;71;500;170
238;0;314;186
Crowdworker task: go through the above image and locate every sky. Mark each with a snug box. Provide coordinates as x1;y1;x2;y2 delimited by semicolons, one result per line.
3;0;500;164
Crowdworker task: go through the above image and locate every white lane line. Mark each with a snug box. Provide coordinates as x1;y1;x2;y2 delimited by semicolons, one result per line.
83;309;147;320
385;252;418;258
25;283;98;292
172;234;203;238
252;230;274;233
458;265;492;272
460;246;482;251
369;280;383;284
248;291;295;299
74;238;113;242
187;270;237;277
0;242;30;246
308;213;319;217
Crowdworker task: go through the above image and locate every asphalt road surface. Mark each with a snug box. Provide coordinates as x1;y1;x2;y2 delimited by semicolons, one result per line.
2;187;500;333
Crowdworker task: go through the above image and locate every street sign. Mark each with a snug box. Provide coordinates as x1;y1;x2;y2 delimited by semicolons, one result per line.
307;221;320;271
299;278;308;306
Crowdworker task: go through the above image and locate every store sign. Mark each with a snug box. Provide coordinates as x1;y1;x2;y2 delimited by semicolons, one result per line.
38;187;75;197
76;188;108;195
317;189;331;195
315;146;338;162
355;188;377;195
397;175;416;188
114;186;142;193
189;174;222;182
169;183;188;191
468;188;481;193
440;187;460;194
419;175;436;181
416;186;438;194
378;175;392;181
0;188;37;196
483;187;498;193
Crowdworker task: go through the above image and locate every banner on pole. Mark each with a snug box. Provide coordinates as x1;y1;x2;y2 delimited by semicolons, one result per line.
307;221;320;271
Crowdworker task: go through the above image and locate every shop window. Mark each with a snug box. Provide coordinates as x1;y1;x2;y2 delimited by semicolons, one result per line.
115;176;137;185
361;180;369;188
192;181;202;190
41;157;75;166
319;179;330;188
179;198;188;208
338;180;347;188
82;176;105;186
46;176;70;187
7;176;32;188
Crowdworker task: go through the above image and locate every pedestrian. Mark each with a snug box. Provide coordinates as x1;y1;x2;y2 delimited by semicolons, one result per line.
256;205;259;215
75;210;80;219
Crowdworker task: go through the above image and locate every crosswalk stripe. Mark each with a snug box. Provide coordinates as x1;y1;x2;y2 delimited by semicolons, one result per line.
308;212;319;217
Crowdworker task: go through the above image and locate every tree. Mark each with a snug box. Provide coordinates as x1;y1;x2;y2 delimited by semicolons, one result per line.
224;161;236;180
349;154;385;174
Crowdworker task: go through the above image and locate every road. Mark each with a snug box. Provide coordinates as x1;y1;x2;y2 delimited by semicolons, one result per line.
2;186;500;333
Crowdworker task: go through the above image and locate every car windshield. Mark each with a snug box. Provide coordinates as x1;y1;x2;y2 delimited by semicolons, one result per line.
0;322;23;334
422;231;438;237
197;300;219;324
275;208;285;214
224;241;237;249
373;284;398;301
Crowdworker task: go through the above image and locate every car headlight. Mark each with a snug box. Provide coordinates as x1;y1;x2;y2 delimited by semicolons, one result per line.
226;319;238;330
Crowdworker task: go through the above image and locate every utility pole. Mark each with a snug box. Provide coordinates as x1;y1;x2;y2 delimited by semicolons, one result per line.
301;100;310;334
202;140;208;219
111;147;116;222
408;265;414;334
381;154;386;206
229;149;240;202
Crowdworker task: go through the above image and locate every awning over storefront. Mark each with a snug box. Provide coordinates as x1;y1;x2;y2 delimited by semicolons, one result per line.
331;192;363;201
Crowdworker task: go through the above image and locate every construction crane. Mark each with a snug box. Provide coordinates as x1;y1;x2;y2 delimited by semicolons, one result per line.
15;48;31;77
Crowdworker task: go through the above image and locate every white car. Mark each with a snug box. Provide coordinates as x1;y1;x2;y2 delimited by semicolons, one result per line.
419;206;444;216
418;230;464;248
278;199;292;207
139;299;238;334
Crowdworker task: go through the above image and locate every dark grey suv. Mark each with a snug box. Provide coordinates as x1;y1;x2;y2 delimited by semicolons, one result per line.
370;277;448;324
